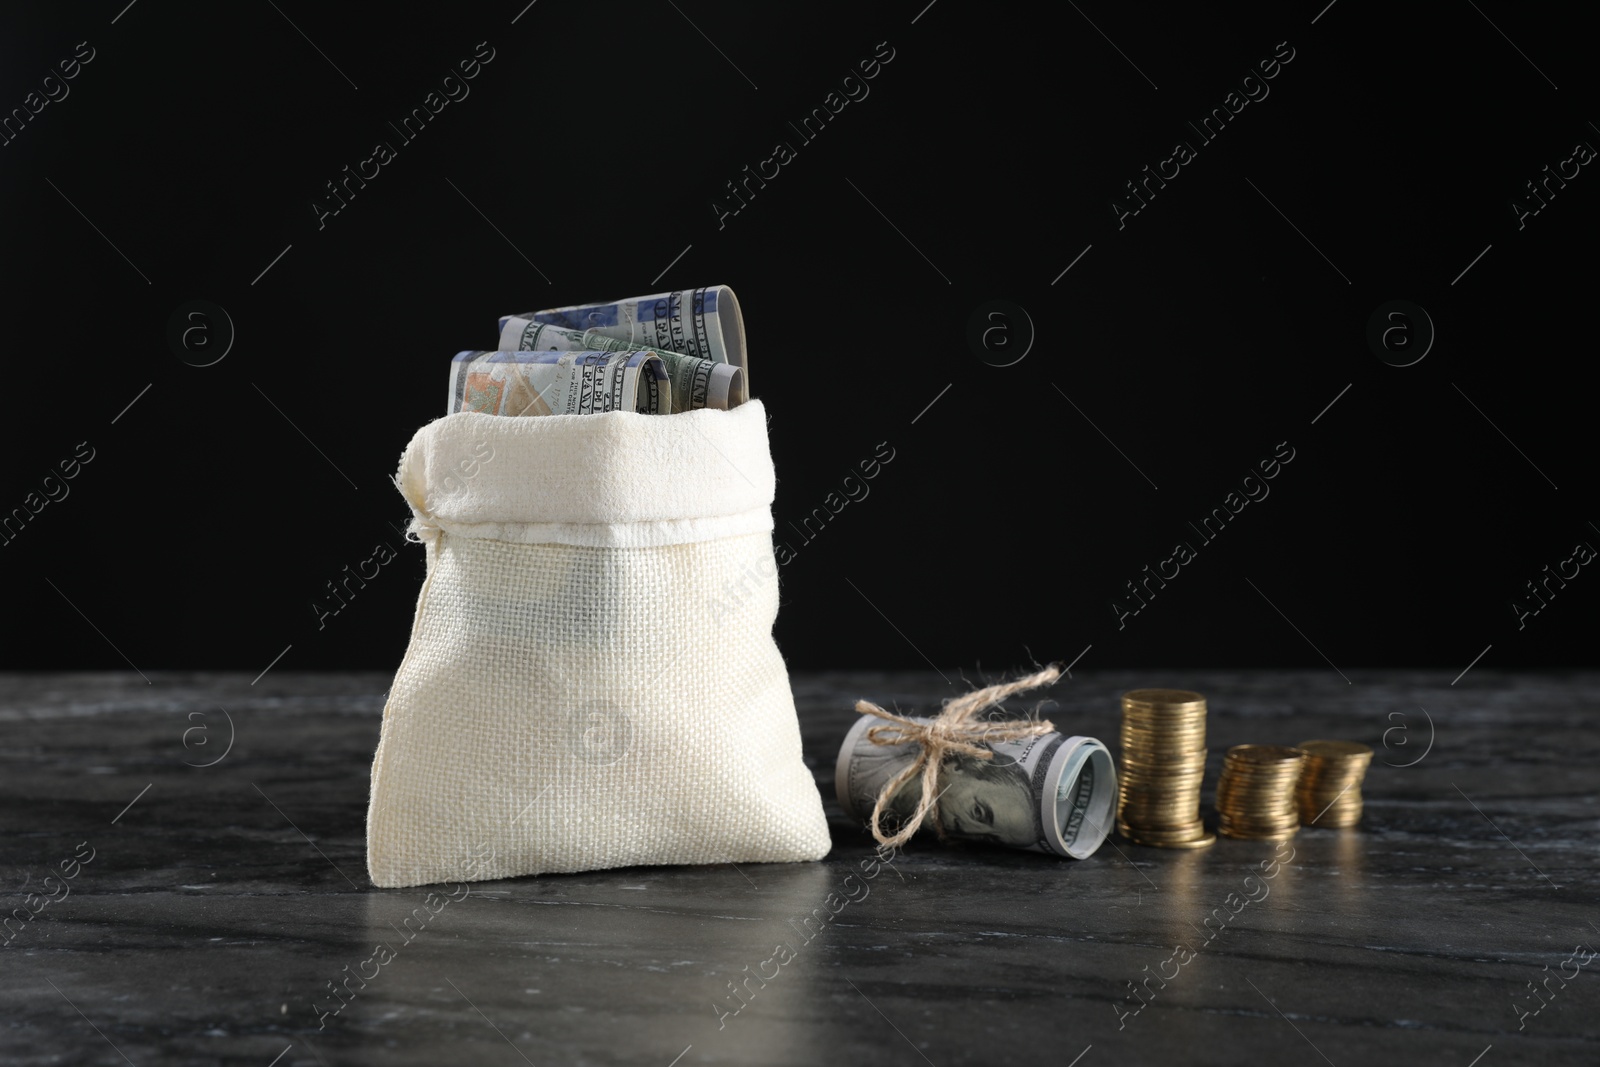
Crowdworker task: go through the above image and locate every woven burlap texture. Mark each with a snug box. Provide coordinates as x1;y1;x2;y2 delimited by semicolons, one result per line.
367;401;831;888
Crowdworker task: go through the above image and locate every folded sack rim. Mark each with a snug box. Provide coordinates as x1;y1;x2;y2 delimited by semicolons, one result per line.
400;399;774;545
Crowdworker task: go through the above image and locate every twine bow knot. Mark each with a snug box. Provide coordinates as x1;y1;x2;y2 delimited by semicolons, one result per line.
855;665;1062;847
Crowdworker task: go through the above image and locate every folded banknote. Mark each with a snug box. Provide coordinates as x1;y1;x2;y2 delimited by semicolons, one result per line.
502;285;747;388
448;350;671;417
495;318;744;412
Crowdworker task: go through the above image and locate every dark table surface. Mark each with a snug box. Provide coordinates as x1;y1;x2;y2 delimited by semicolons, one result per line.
2;669;1597;1066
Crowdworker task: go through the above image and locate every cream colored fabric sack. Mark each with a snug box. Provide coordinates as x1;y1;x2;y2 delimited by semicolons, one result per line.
367;400;830;888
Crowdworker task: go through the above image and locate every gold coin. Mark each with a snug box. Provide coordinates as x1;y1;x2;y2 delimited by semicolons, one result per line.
1120;724;1207;740
1120;721;1207;735
1125;829;1217;849
1122;688;1207;711
1300;796;1363;827
1217;825;1297;841
1225;744;1304;764
1296;739;1373;760
1128;827;1205;838
1119;752;1207;766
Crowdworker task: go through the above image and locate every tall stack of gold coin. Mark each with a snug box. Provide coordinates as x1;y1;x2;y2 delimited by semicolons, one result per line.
1116;689;1215;848
1215;745;1305;840
1295;740;1374;827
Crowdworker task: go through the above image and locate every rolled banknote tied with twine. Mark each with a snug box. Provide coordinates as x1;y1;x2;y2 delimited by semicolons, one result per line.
854;665;1063;848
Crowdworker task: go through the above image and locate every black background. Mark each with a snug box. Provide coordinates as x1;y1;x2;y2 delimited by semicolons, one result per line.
1;0;1593;676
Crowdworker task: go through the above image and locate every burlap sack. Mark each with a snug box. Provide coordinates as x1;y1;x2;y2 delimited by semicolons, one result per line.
367;400;830;888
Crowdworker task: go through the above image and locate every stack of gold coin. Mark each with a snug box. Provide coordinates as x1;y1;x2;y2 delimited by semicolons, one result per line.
1215;745;1304;840
1295;740;1374;827
1116;689;1214;848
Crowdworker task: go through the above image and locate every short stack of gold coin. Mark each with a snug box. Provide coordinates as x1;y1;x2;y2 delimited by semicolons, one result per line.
1215;745;1304;840
1295;740;1374;827
1116;689;1215;848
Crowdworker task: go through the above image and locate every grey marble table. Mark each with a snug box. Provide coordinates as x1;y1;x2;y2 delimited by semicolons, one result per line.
2;670;1597;1066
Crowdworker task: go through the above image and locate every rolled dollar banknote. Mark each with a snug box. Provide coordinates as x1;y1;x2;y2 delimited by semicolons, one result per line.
834;715;1117;859
503;285;747;387
497;317;745;412
448;350;671;417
